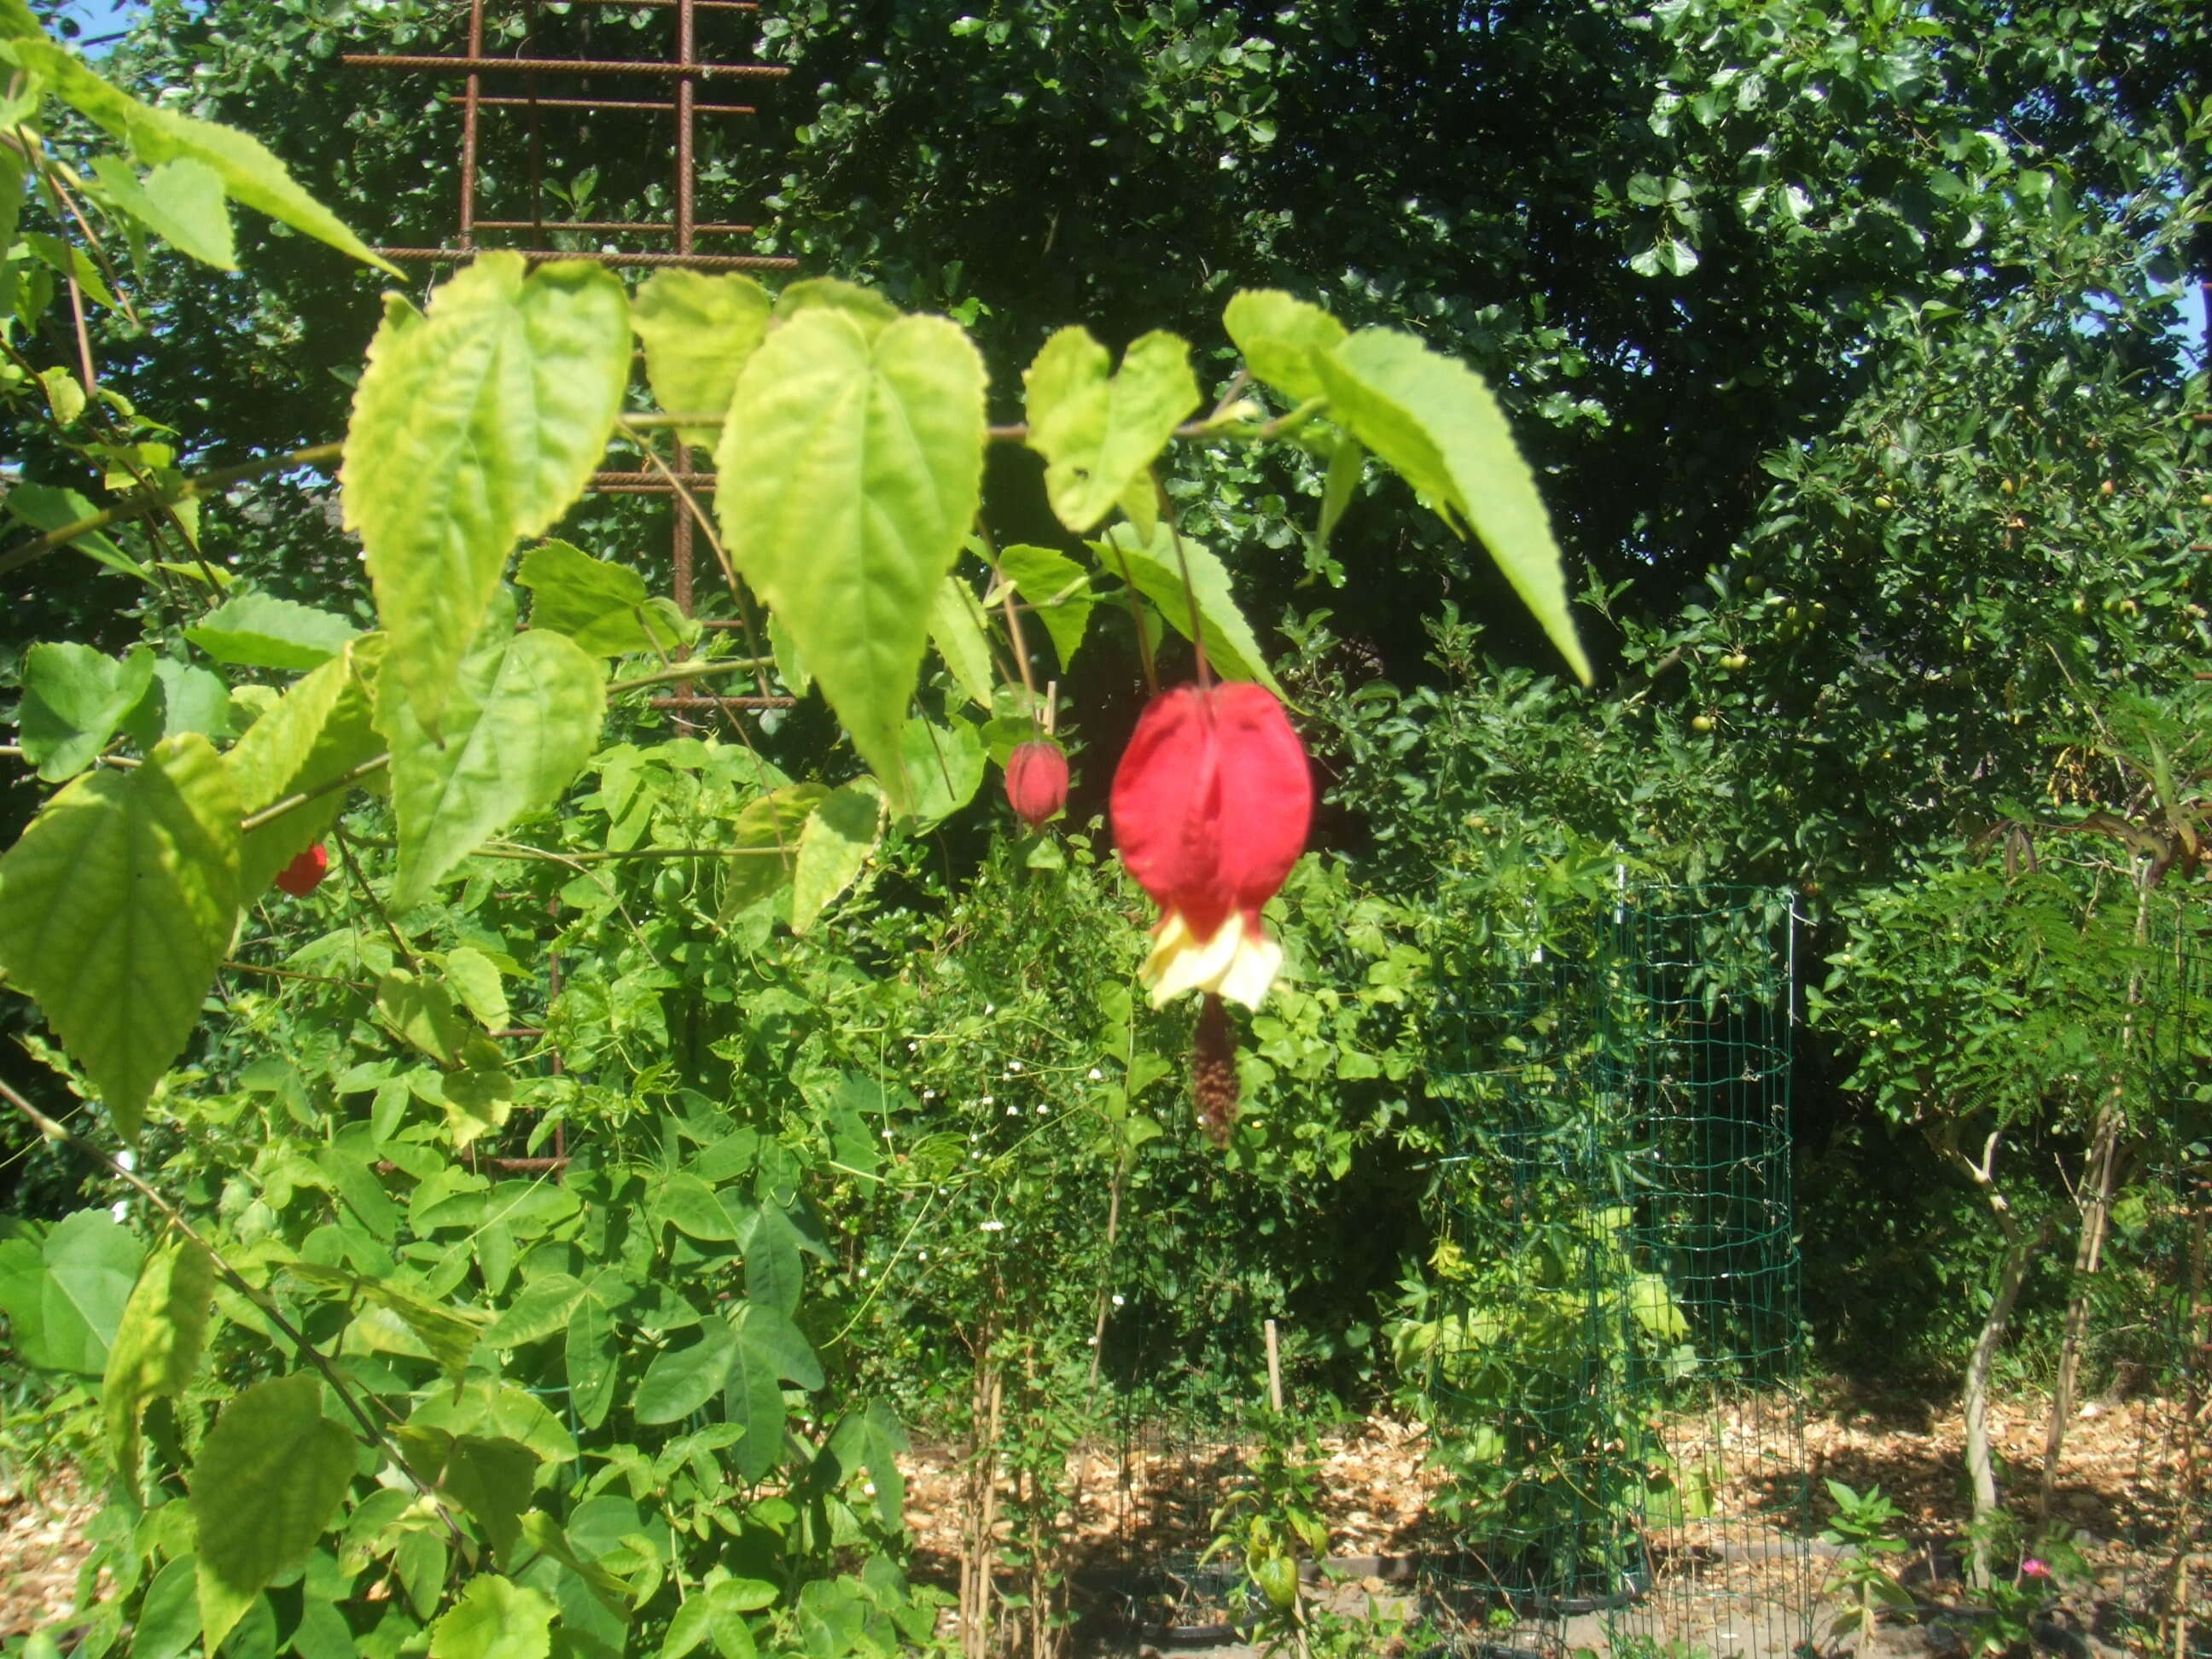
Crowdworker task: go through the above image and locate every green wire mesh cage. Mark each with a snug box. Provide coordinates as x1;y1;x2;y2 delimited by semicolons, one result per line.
1417;882;1810;1659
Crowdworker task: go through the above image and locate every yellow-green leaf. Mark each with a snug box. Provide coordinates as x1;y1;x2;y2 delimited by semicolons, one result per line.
1311;328;1591;684
343;256;630;732
223;635;382;896
992;543;1093;671
1022;326;1197;533
378;602;606;909
1223;288;1347;405
789;777;884;934
715;309;985;814
428;1574;556;1659
632;268;771;447
1091;524;1282;694
0;734;240;1138
103;1238;217;1500
927;576;994;708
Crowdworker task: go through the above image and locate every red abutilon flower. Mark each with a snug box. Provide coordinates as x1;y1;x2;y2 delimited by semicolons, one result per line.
1109;681;1312;1010
273;843;330;897
1004;740;1069;830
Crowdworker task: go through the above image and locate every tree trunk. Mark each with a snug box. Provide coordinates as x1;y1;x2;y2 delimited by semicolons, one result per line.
1965;1214;2050;1587
2040;880;2152;1514
2039;1103;2122;1516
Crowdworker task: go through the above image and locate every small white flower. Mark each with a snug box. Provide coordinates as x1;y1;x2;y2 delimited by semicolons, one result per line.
917;1250;928;1261
1086;1336;1098;1346
980;1096;994;1107
1006;1105;1020;1116
981;1220;1004;1231
858;1266;869;1278
1087;1067;1103;1081
1112;1294;1125;1307
863;1481;876;1496
907;1041;918;1053
1007;1060;1023;1074
984;1003;995;1014
882;1127;895;1138
923;1089;937;1100
1036;1104;1048;1116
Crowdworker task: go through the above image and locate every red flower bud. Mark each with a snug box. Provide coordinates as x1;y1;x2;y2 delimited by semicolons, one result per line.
273;843;330;897
1004;740;1069;830
1109;682;1311;1008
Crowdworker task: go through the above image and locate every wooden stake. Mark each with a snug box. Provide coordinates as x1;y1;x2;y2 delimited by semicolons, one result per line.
1266;1318;1284;1413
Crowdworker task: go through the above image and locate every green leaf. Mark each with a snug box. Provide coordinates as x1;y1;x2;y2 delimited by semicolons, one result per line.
899;717;985;830
191;1373;355;1655
632;269;772;446
715;308;986;815
7;36;392;272
288;1259;487;1382
23;230;118;309
343;256;631;732
1314;434;1365;568
635;1316;737;1425
1091;523;1282;694
717;783;829;920
134;1555;201;1659
822;1401;906;1528
993;544;1093;670
90;154;236;269
731;1288;819;1389
15;641;156;781
183;592;358;670
564;1269;630;1431
927;576;994;708
428;1574;556;1659
654;1171;742;1243
1310;329;1591;684
789;776;884;934
0;733;240;1138
223;634;382;896
150;661;235;742
410;1379;578;1464
1022;326;1197;533
3;481;142;579
439;1435;539;1563
1223;289;1346;405
515;1511;633;1618
721;1336;786;1485
379;607;606;909
377;969;469;1065
439;946;510;1032
739;1209;804;1318
483;1272;585;1349
0;1209;144;1374
516;539;689;657
39;364;84;426
103;1238;216;1498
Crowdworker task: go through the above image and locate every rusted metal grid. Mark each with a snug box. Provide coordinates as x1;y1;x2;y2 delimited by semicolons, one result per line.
346;0;796;704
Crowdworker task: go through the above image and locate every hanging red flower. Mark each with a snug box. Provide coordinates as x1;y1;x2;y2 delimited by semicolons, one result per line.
272;843;330;897
1109;681;1312;1009
1004;739;1069;830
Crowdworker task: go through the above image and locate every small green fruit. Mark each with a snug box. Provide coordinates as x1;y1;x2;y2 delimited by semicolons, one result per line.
1721;652;1749;671
1691;713;1715;733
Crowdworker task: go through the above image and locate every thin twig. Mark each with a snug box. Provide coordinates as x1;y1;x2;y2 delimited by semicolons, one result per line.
0;443;346;578
238;753;390;835
332;824;417;972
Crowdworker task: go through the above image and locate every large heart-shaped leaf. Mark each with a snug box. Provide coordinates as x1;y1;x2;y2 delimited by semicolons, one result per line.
15;641;156;782
344;255;630;731
1222;288;1347;405
715;307;985;813
0;734;240;1138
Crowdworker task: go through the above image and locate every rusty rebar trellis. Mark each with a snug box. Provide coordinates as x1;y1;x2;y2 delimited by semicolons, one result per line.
345;0;799;714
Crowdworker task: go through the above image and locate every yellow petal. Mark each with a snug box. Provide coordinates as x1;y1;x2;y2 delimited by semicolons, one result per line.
1141;912;1284;1010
